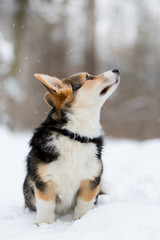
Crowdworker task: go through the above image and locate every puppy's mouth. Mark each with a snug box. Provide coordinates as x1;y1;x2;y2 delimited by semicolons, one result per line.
100;86;111;95
100;78;120;95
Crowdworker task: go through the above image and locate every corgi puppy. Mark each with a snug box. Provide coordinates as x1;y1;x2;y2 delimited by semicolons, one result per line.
23;69;120;225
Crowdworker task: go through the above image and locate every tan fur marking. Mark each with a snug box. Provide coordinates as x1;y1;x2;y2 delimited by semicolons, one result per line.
79;179;100;202
83;80;97;89
78;73;86;83
38;164;47;182
36;164;57;201
82;74;105;91
51;88;73;111
35;180;56;201
97;160;103;176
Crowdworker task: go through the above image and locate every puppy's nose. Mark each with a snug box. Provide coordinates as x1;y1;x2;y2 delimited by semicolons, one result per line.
112;69;119;74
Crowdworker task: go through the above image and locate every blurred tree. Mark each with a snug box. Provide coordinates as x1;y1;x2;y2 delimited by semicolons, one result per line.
101;0;160;139
0;0;28;129
17;0;69;130
84;0;96;74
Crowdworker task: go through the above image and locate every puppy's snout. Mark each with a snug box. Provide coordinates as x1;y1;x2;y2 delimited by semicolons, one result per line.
112;69;119;75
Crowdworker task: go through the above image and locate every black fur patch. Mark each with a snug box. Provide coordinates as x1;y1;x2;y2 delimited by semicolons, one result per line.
67;76;83;92
90;136;104;201
23;174;36;211
90;176;101;189
24;107;68;202
92;136;104;160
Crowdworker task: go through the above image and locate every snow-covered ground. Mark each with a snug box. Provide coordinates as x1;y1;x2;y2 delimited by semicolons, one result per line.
0;126;160;240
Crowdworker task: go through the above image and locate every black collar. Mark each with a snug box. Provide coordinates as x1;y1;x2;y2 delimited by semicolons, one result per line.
51;127;102;143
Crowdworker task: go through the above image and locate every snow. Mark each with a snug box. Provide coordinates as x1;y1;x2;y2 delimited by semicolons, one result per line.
0;126;160;240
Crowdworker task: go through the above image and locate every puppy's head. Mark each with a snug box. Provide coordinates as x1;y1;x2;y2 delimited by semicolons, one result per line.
34;69;120;112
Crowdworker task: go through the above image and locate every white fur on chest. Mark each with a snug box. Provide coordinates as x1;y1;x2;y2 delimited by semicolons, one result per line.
45;135;99;213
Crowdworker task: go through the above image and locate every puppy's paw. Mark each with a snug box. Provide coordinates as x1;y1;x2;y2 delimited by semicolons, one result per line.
73;216;81;221
35;215;55;226
73;211;85;221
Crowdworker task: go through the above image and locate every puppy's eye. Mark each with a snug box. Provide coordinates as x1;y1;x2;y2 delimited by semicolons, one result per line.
86;74;93;80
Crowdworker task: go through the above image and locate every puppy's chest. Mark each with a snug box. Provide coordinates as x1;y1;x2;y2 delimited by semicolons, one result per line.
45;135;99;185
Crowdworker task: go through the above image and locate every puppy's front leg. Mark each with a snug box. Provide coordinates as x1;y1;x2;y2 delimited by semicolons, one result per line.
74;179;100;220
35;180;56;225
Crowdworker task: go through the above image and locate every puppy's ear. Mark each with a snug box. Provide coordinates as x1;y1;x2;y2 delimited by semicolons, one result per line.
34;73;63;93
44;92;54;108
35;73;74;110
